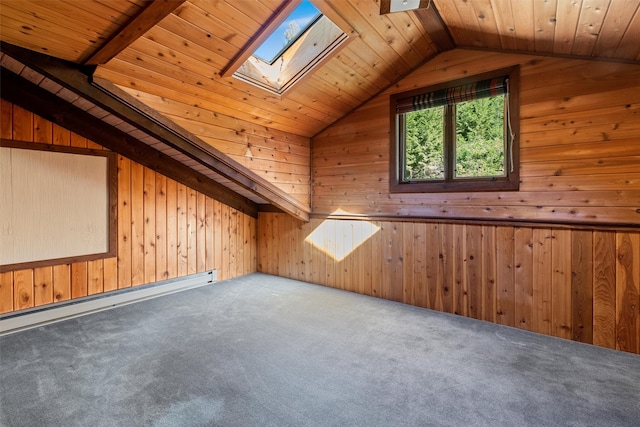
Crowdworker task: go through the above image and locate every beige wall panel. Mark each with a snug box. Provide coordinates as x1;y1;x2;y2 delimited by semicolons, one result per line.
1;147;109;266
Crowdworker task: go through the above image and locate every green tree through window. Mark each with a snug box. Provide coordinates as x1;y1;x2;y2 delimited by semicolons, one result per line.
391;67;520;193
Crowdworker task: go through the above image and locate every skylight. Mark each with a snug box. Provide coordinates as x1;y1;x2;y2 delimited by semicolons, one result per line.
252;0;322;64
223;0;353;96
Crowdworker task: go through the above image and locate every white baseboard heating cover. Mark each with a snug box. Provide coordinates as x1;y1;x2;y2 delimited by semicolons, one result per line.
0;270;216;336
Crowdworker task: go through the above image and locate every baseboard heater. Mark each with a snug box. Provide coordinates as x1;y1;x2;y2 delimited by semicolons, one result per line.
0;270;217;336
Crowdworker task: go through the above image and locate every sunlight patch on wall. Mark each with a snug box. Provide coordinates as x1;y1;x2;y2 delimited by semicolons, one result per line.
305;218;380;262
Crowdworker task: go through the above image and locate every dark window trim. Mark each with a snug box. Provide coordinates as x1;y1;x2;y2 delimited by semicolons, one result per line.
390;66;520;193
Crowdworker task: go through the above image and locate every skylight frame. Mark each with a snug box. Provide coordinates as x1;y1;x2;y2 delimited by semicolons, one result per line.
252;1;323;65
220;0;356;97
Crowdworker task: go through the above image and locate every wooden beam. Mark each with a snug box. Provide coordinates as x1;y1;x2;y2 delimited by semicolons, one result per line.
1;43;310;221
220;0;302;78
414;3;455;52
84;0;187;65
0;68;259;218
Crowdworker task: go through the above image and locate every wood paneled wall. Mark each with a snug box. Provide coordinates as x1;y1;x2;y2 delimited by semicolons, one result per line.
99;87;312;208
313;49;640;225
258;212;640;354
0;99;257;314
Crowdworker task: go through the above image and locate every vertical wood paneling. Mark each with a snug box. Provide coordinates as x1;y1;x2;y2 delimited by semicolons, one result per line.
2;101;256;315
187;188;197;275
258;211;269;273
370;220;382;298
13;269;33;310
571;230;593;344
514;227;534;331
87;260;104;296
304;219;316;284
426;223;440;311
176;183;188;277
229;209;237;278
244;215;252;276
257;212;640;356
220;204;230;280
402;222;414;304
52;124;71;146
250;215;257;273
322;217;334;288
33;267;53;307
12;104;33;141
103;258;117;293
360;221;374;295
453;225;465;316
593;230;616;349
481;225;496;323
166;178;178;279
496;226;515;326
532;228;553;335
196;192;207;273
33;114;52;143
465;225;482;320
144;168;156;284
238;210;246;277
155;174;168;281
70;262;87;299
205;196;215;272
551;229;572;339
117;156;132;289
0;272;14;313
52;264;70;303
70;133;87;149
292;216;301;281
130;162;145;286
439;223;454;313
335;223;345;289
616;232;639;353
0;99;13;139
386;222;403;302
413;222;427;308
213;200;223;274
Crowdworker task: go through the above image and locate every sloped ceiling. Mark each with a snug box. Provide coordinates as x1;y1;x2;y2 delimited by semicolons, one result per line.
3;1;638;139
2;0;639;218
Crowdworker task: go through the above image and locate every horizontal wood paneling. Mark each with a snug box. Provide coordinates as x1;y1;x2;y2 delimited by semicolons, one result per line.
113;86;312;208
313;49;640;226
0;99;257;314
258;212;640;355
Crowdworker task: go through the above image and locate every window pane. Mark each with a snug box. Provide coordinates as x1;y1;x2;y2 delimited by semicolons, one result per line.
253;0;322;64
454;96;505;178
403;107;444;180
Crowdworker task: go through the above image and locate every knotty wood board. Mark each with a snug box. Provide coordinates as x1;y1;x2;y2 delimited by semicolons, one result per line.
0;100;257;314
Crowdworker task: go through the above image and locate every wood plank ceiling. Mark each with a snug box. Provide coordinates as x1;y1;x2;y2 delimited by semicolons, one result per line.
2;0;638;140
1;0;639;217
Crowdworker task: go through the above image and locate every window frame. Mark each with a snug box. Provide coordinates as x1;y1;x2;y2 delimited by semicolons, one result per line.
390;66;520;193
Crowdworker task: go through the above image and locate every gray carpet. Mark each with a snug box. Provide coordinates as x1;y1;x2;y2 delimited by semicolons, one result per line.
1;273;639;427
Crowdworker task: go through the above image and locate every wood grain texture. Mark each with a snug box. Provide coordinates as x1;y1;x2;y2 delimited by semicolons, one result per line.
312;50;640;226
571;230;593;343
1;101;256;313
616;232;640;353
258;212;640;355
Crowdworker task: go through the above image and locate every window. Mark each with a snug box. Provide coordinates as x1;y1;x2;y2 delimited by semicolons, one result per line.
390;67;519;193
252;0;322;64
223;0;351;96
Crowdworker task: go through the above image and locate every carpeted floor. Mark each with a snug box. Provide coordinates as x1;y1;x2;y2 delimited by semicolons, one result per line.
1;273;639;426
